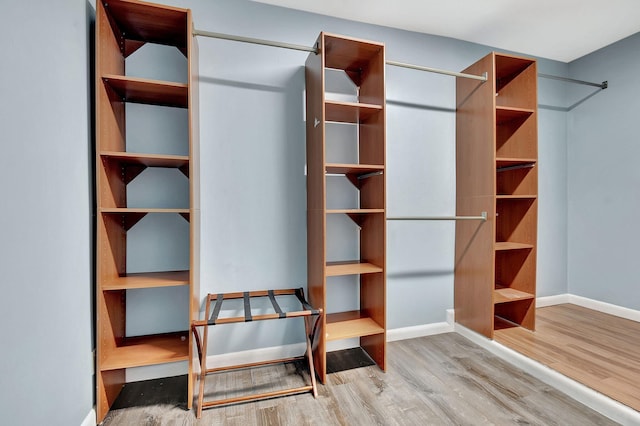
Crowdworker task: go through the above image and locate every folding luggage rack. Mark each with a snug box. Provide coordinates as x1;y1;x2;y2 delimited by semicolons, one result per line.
191;288;322;418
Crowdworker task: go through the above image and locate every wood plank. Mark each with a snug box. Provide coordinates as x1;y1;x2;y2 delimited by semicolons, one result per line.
325;261;383;276
495;242;534;250
496;157;537;168
100;332;189;370
493;287;534;304
101;270;189;290
455;53;496;339
326;209;385;214
100;333;618;426
495;304;640;411
100;207;189;214
100;151;189;168
326;313;384;341
496;195;537;200
305;33;327;383
102;74;188;108
325;163;384;175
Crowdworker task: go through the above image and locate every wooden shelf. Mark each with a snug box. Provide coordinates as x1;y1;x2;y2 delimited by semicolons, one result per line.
325;100;382;123
101;270;189;290
496;195;537;200
100;151;189;169
101;207;189;214
326;311;384;341
495;242;534;251
100;332;189;371
102;0;188;50
101;208;189;230
326;209;384;214
96;0;197;420
325;163;384;176
306;32;386;383
496;106;534;124
496;157;536;169
494;287;535;304
103;75;188;108
326;261;383;276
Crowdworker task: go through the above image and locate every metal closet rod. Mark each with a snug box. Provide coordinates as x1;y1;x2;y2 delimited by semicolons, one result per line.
538;73;608;90
192;29;487;81
388;212;488;221
192;29;608;89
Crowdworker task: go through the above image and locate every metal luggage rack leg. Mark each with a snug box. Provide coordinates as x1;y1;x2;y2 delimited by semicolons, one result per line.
191;288;322;419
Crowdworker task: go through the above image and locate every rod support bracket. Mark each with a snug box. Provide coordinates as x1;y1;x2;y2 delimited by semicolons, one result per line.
601;81;608;90
481;211;487;221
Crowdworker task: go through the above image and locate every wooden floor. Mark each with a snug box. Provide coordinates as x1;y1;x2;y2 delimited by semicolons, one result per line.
495;303;640;412
102;333;616;425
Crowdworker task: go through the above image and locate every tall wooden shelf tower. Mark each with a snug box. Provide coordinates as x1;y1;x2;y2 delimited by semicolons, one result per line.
305;32;386;382
95;0;199;421
454;52;538;339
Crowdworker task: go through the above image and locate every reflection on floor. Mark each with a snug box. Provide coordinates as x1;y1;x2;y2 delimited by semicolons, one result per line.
494;303;640;412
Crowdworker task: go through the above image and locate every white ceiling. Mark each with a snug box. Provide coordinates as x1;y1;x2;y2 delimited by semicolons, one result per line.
253;0;640;62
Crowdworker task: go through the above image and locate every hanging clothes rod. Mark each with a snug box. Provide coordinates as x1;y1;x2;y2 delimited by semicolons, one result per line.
192;29;487;81
386;60;487;81
387;212;487;221
538;73;608;90
193;29;317;53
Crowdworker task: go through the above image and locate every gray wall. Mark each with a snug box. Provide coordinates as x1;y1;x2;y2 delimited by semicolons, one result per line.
0;1;94;425
135;0;570;357
567;33;640;310
0;1;583;421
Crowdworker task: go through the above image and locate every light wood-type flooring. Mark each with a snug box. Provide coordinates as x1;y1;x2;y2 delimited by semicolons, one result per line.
102;332;615;425
494;303;640;412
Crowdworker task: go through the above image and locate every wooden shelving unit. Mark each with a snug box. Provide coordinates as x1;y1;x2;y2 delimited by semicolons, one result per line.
454;52;537;339
305;32;386;382
95;0;199;422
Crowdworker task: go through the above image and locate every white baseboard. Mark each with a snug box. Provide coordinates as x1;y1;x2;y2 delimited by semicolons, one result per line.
568;295;640;322
455;323;640;426
536;293;640;323
387;322;453;342
81;408;96;426
536;293;570;307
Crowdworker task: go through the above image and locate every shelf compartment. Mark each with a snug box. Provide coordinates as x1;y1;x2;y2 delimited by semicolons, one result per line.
494;297;535;330
325;100;382;123
100;331;189;371
495;198;536;245
496;106;534;125
101;208;190;230
324;34;384;75
326;311;384;341
494;287;535;304
326;261;383;276
102;0;188;51
496;163;537;196
495;242;534;251
101;270;189;290
495;54;537;110
103;75;188;108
